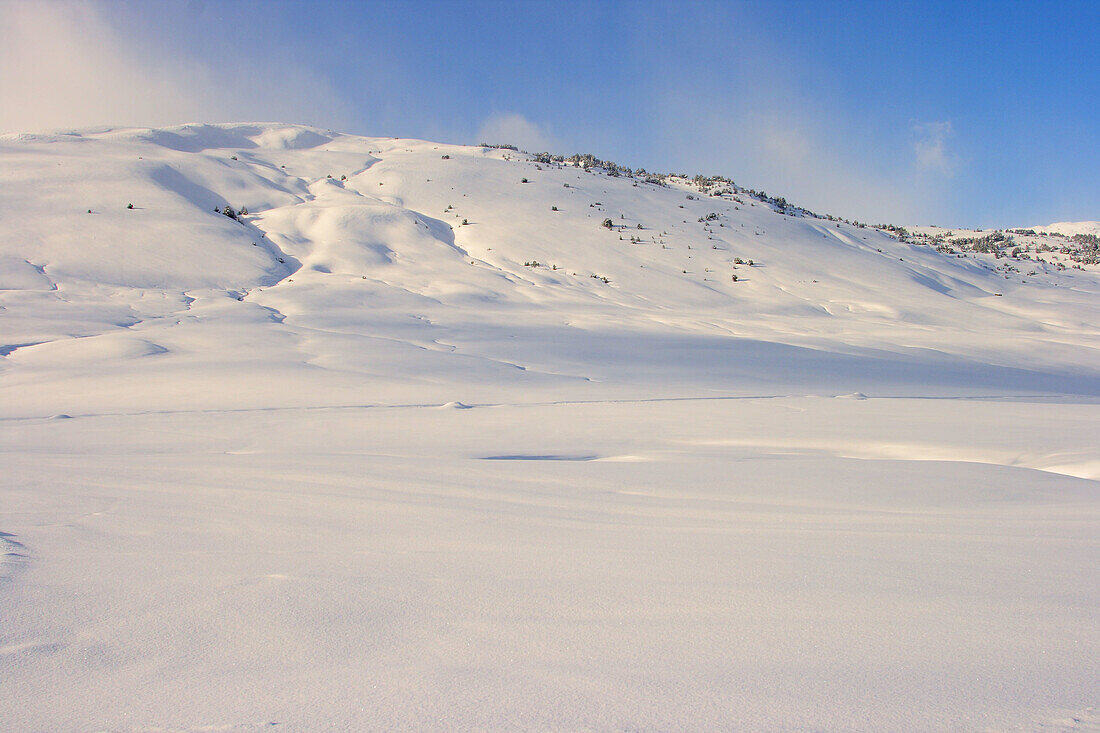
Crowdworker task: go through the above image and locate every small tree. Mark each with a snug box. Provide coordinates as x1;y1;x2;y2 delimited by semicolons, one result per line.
602;218;613;229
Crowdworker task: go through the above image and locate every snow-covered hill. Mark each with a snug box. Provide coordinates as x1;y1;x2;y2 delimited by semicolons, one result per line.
1034;220;1100;237
2;123;1099;417
2;124;1098;731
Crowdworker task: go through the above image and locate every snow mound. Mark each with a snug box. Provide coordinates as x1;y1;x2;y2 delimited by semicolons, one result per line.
0;258;53;290
6;336;166;366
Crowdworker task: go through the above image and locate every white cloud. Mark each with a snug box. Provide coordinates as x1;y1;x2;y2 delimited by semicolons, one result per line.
0;1;351;133
912;120;957;176
475;113;557;152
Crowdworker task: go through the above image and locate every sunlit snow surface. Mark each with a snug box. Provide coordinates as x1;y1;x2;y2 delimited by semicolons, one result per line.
1;124;1098;731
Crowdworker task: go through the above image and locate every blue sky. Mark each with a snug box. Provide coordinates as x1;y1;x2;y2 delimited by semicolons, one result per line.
2;0;1097;227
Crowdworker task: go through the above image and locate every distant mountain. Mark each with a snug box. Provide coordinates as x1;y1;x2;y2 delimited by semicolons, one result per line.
1032;221;1100;237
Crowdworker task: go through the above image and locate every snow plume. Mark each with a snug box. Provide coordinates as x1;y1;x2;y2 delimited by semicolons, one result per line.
661;105;930;225
476;113;557;152
0;1;350;133
912;120;958;176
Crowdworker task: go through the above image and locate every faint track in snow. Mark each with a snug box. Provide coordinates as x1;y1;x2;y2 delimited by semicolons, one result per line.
7;391;1085;423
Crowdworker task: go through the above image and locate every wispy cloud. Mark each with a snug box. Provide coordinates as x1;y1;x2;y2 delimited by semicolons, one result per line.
475;113;557;152
912;121;957;176
0;1;351;133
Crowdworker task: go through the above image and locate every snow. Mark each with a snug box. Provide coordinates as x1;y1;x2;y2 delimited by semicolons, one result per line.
1;123;1098;731
1034;221;1100;237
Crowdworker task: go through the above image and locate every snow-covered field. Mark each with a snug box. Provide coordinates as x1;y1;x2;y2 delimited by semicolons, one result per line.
1;123;1098;731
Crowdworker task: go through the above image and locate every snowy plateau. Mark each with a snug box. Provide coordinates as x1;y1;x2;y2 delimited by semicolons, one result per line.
1;123;1098;732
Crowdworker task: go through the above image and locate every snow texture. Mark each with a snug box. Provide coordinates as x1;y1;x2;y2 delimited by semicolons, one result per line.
1;123;1098;731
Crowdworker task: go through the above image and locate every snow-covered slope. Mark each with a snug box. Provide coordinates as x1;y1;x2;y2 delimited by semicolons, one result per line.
1034;220;1100;237
1;124;1098;731
2;123;1099;418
